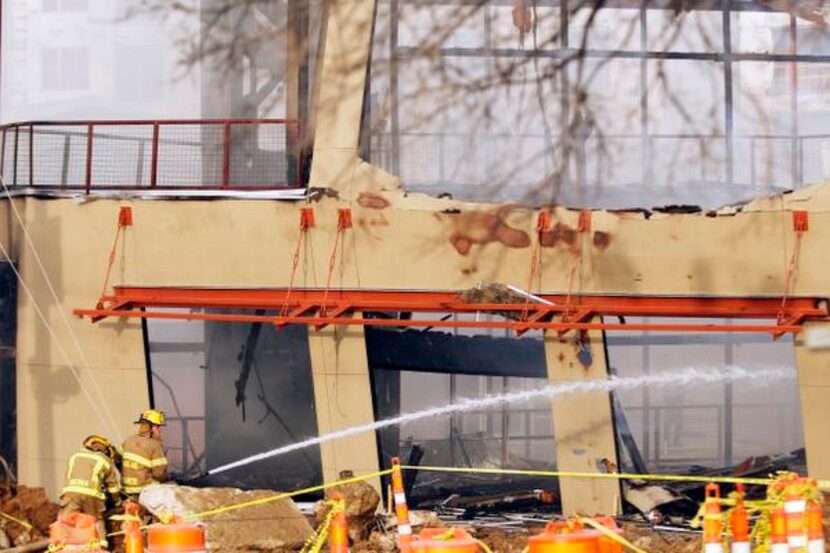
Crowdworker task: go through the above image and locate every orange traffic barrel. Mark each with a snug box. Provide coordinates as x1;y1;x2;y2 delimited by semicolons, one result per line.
770;508;790;553
49;512;102;550
730;483;750;553
528;519;623;553
590;517;624;553
147;524;207;553
807;501;825;553
785;492;808;553
411;528;480;553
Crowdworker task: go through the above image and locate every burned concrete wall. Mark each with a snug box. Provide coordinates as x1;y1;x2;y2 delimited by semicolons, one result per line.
4;187;829;497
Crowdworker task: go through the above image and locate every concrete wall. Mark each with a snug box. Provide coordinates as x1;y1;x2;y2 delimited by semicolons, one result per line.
9;199;145;494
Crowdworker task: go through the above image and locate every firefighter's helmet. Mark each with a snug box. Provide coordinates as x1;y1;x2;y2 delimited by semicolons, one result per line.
135;409;166;427
83;435;117;461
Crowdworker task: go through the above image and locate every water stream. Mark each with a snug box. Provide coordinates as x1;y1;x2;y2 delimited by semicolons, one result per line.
207;366;793;475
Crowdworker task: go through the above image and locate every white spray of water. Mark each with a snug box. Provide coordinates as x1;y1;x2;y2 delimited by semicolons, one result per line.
207;366;792;475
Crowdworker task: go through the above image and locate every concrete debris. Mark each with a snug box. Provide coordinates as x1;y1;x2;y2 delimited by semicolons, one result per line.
348;510;446;553
460;283;526;306
441;490;556;519
459;283;528;320
351;530;398;553
139;485;312;553
0;487;59;547
314;478;380;542
386;509;444;531
623;484;696;519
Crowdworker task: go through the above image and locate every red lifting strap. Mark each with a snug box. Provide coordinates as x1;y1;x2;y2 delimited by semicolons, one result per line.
94;207;133;311
281;208;316;317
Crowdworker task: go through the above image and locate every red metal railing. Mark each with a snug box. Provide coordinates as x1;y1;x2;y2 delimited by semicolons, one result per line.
0;119;304;191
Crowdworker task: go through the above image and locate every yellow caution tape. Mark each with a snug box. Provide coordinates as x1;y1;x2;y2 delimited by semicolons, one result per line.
300;499;342;553
579;517;651;553
0;510;34;530
475;537;495;553
82;539;107;552
402;465;785;488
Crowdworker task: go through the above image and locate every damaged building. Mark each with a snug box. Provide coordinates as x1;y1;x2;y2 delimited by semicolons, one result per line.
0;0;829;531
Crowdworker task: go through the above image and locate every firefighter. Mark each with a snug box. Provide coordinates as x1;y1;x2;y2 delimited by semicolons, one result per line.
59;435;121;546
120;409;169;500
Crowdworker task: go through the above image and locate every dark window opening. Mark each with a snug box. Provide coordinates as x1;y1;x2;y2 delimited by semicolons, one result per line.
0;262;18;477
365;316;556;505
145;310;322;491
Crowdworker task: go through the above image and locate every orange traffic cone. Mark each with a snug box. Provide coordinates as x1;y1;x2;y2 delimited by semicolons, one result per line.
703;483;724;553
123;502;144;553
329;493;349;553
391;457;413;553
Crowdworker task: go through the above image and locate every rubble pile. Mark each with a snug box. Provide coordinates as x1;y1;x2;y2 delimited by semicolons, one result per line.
350;531;397;553
622;523;700;553
349;510;445;552
459;283;527;305
139;485;312;553
471;527;530;553
0;486;59;548
314;476;381;542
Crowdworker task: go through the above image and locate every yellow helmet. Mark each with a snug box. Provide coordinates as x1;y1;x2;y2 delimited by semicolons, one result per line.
83;435;116;460
135;409;166;427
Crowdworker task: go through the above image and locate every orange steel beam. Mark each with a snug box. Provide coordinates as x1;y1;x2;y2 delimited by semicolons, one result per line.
74;307;804;334
72;286;829;334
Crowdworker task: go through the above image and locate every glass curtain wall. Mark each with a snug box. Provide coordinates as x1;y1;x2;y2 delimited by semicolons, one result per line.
368;1;830;209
